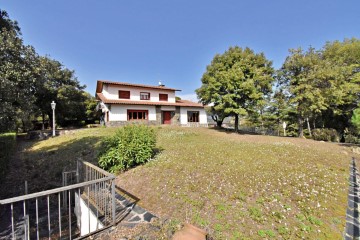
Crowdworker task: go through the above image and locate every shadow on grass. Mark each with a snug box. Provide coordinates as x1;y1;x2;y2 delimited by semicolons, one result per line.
2;132;164;198
338;143;360;148
209;126;267;136
1;135;104;198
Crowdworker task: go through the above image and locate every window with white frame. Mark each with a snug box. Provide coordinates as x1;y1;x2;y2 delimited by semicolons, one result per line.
140;92;150;100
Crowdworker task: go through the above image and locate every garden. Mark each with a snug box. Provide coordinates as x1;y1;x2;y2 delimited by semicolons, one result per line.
1;126;350;239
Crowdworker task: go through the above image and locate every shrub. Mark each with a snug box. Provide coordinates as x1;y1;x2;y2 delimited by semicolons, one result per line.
0;133;16;179
312;128;339;142
98;125;156;173
343;128;360;143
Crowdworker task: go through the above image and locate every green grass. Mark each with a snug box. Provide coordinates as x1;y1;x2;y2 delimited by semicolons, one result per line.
13;126;350;239
118;127;349;239
0;132;16;179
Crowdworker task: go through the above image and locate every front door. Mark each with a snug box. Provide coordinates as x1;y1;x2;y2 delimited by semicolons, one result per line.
163;111;172;124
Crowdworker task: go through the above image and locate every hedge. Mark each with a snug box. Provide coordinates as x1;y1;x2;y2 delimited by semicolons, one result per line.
0;133;16;179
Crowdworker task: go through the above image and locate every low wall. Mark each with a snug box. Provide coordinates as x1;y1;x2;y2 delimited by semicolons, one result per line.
107;121;209;127
74;192;104;236
181;123;209;127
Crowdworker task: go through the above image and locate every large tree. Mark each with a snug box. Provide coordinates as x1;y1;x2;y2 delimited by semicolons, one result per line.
34;56;88;128
0;10;93;132
0;10;39;132
278;47;328;137
278;39;360;137
321;39;360;131
196;46;274;131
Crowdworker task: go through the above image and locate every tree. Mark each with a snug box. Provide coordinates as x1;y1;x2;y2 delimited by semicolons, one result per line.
321;39;360;131
34;56;87;128
196;46;274;131
204;106;228;127
351;108;360;132
0;10;20;34
0;10;91;132
261;89;290;135
0;10;39;132
84;93;101;123
278;47;328;137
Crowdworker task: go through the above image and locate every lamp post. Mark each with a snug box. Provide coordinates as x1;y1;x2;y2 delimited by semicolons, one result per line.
51;101;56;137
282;121;287;137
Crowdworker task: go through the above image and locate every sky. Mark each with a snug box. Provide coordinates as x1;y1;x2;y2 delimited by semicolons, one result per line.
2;0;360;101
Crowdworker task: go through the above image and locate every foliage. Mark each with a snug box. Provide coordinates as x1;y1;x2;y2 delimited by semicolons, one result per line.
311;128;340;142
0;10;91;132
343;128;360;144
0;133;16;179
0;12;39;132
277;39;360;137
204;106;228;127
85;93;101;122
351;108;360;132
98;125;156;173
277;47;327;137
34;56;89;128
196;46;274;131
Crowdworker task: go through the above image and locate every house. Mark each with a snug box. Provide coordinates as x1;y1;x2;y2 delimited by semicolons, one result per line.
95;80;208;127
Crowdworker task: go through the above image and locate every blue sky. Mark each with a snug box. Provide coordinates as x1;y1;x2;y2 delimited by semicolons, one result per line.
2;0;360;100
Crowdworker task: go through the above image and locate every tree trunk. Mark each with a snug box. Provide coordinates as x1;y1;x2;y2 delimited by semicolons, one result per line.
313;119;316;130
211;115;223;128
234;114;239;132
42;112;45;130
277;120;280;136
298;115;304;138
22;119;26;133
306;117;312;137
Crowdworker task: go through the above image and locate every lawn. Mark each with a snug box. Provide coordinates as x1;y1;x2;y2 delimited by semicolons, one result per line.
2;126;350;239
117;127;349;239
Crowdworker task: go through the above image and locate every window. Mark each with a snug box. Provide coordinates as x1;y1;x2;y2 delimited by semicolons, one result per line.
187;111;199;122
119;90;130;99
159;94;168;101
140;92;150;100
127;110;148;121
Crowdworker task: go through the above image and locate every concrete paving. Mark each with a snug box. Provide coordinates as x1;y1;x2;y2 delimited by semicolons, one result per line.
345;158;360;240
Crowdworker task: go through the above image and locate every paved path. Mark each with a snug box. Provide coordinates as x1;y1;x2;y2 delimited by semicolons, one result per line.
345;157;360;239
114;189;157;227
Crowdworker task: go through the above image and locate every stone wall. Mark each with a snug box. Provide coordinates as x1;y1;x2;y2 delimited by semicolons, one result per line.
155;106;162;125
107;121;158;127
172;107;181;125
181;123;209;127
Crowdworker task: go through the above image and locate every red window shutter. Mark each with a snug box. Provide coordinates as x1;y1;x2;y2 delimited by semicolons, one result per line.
159;94;168;101
119;90;130;99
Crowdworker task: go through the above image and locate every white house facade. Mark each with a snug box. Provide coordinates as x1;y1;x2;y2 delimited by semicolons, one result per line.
96;80;208;127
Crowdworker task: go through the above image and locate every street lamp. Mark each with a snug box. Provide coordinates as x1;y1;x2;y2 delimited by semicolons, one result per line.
282;121;287;137
51;101;56;137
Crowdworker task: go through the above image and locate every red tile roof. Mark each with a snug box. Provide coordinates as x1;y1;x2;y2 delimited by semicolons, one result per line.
96;93;204;108
96;80;181;93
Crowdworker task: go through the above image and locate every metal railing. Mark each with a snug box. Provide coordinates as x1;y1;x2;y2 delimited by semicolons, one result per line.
0;161;116;240
77;161;116;226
